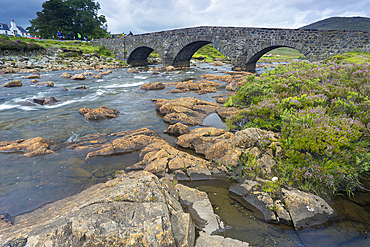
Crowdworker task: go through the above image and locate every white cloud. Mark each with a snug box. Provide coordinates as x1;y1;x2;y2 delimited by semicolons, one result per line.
1;0;370;34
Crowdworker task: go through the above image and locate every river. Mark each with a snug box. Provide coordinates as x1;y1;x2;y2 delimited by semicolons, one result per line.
0;62;369;246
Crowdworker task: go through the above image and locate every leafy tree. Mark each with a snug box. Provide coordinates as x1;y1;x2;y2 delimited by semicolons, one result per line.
27;0;109;39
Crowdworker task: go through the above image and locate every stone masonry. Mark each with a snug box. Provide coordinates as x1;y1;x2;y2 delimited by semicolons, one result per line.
91;26;370;71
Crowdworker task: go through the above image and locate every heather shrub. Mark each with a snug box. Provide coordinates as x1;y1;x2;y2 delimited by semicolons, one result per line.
229;60;370;196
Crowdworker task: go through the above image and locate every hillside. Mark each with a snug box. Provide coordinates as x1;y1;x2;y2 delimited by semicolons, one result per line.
300;16;370;32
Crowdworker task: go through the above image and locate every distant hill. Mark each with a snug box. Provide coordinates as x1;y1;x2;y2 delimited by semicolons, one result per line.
300;17;370;32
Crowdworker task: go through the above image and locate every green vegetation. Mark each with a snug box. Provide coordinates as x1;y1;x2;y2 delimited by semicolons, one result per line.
226;55;370;198
27;0;109;39
0;34;43;51
192;44;226;62
258;47;306;62
300;17;370;32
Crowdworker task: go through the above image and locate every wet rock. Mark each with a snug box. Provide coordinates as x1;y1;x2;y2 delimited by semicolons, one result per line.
36;81;54;87
100;70;112;75
216;97;229;104
197;87;216;95
176;184;230;234
70;73;86;80
79;106;119;120
92;73;103;78
75;86;87;90
225;81;244;91
140;82;165;90
229;180;336;229
0;171;195;247
33;96;58;105
153;97;220;125
282;188;336;230
23;74;40;79
163;122;190;135
195;232;250;247
2;80;22;87
168;89;189;93
0;137;53;157
60;72;71;78
30;79;38;83
0;213;12;228
176;127;233;152
81;128;164;159
216;107;242;119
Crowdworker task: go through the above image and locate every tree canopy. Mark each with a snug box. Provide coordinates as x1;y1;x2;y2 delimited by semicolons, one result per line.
27;0;109;39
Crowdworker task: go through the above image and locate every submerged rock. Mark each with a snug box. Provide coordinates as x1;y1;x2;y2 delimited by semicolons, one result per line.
23;74;40;79
79;106;119;120
33;96;58;105
0;171;195;247
195;232;250;247
36;81;54;87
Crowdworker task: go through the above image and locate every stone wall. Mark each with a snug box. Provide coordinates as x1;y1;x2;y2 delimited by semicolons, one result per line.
92;26;370;71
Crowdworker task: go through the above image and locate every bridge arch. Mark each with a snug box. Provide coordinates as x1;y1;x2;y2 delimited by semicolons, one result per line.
172;35;230;67
127;46;156;66
236;41;312;71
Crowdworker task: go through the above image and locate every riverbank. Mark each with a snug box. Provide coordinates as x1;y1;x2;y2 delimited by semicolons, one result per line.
1;44;370;246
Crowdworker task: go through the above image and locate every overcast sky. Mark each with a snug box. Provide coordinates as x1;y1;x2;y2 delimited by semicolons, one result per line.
1;0;369;34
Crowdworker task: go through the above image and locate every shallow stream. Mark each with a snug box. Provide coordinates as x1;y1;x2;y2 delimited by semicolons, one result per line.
0;62;369;246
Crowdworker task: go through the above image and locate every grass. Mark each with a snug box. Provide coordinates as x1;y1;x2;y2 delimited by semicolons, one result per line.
0;34;113;58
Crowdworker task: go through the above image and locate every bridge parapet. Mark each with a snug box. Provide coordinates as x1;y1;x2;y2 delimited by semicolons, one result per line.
91;26;370;71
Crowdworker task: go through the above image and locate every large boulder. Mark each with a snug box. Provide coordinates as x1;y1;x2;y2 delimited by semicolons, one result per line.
0;171;195;247
79;106;119;120
60;72;71;78
2;80;22;87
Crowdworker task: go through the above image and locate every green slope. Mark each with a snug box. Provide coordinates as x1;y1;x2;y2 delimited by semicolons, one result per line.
300;16;370;31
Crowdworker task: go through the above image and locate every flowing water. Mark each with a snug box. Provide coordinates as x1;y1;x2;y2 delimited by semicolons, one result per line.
0;62;369;246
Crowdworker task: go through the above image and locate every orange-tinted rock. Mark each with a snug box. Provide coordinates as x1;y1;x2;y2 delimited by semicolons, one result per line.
36;81;54;87
60;72;71;78
79;106;119;120
140;82;165;90
0;137;53;157
23;74;40;79
2;80;22;87
70;74;86;80
163;122;190;135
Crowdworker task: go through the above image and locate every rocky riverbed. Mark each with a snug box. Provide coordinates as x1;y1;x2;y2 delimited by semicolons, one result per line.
0;50;369;246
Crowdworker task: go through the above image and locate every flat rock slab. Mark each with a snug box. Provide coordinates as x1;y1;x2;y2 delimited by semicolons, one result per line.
0;137;54;157
229;179;336;230
176;184;231;235
79;106;119;120
152;97;220;125
0;171;195;247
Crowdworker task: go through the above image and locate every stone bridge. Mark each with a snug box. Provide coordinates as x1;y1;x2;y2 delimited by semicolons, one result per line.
91;26;370;71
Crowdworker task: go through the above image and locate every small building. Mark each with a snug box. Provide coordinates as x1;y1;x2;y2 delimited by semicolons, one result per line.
0;20;29;37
